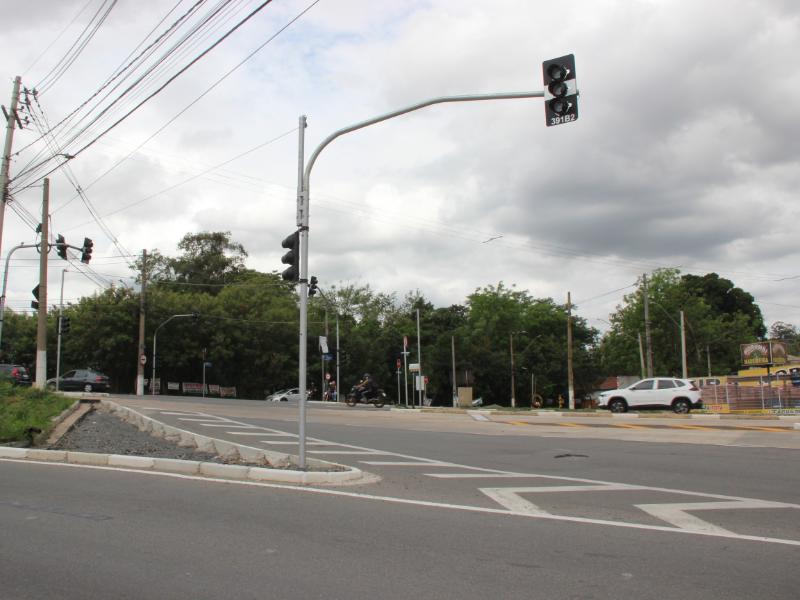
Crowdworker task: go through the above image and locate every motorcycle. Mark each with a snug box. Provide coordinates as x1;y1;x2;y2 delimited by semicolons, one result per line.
345;385;388;408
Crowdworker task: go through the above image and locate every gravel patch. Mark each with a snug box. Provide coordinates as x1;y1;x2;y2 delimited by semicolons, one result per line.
49;408;262;466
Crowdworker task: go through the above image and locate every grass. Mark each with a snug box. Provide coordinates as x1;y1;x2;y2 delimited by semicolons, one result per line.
0;382;74;444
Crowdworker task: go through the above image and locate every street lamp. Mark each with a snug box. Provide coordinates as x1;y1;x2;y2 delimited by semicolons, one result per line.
151;313;198;396
510;330;527;408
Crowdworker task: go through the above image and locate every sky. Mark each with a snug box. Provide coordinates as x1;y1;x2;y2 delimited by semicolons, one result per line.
1;0;799;336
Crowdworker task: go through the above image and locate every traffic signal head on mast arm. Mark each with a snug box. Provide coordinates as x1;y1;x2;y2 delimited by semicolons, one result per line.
55;234;68;260
281;230;300;282
542;54;578;127
80;237;93;264
308;275;318;297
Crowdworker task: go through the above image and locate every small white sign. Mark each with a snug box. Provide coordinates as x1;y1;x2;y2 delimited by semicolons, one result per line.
409;362;420;372
319;336;329;353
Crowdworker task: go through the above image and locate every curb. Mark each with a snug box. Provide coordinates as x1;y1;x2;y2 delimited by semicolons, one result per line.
2;400;367;485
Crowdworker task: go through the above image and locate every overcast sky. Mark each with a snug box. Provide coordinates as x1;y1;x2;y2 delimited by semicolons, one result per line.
1;0;798;334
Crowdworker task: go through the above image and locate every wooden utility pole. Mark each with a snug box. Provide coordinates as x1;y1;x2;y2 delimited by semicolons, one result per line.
642;274;654;377
638;332;646;379
136;249;147;395
35;179;49;388
566;291;575;410
0;76;22;259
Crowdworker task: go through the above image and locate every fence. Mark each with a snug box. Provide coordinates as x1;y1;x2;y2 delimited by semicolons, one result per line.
699;380;800;411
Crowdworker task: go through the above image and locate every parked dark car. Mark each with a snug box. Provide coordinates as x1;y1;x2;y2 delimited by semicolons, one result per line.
47;369;110;392
0;363;32;386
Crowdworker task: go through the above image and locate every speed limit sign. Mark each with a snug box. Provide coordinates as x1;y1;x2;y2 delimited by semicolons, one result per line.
325;373;331;381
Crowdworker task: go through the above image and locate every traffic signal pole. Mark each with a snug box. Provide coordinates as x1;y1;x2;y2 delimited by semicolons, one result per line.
294;90;545;466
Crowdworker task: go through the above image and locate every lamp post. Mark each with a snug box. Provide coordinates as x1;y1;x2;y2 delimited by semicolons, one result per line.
510;330;527;408
151;313;197;396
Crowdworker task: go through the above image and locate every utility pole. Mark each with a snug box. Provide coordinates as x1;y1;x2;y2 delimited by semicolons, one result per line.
136;249;147;395
566;291;575;410
0;76;22;260
642;274;654;377
637;332;646;379
35;179;49;388
680;310;688;378
510;332;517;408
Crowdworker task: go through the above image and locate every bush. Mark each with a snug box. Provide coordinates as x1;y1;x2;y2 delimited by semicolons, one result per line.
0;382;74;443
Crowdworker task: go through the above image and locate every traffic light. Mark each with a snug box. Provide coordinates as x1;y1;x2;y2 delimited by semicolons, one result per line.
31;284;39;310
59;316;70;334
308;275;318;297
191;312;200;323
55;234;68;260
542;54;578;127
80;237;93;264
281;231;300;282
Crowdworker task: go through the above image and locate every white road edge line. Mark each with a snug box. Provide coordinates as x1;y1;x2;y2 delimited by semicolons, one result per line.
3;457;799;547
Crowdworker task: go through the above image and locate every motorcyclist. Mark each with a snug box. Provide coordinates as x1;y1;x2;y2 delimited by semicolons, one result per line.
355;373;377;400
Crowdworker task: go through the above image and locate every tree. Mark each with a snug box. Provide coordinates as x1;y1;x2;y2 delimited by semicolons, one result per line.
599;270;766;377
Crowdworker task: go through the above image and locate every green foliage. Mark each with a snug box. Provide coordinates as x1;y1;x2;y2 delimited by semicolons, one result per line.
0;382;73;443
599;269;767;377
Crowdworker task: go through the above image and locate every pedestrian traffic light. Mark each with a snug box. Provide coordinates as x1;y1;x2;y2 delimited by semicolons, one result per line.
542;54;578;127
31;284;39;310
308;275;318;297
55;234;68;260
59;316;70;334
80;237;93;264
281;231;299;282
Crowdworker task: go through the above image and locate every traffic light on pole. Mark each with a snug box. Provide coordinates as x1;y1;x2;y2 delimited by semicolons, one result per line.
31;284;39;309
80;237;93;264
280;231;300;282
308;275;318;297
55;234;68;260
60;316;70;334
542;54;578;127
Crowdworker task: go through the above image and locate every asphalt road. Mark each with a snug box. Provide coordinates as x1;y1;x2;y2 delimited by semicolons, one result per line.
1;395;798;599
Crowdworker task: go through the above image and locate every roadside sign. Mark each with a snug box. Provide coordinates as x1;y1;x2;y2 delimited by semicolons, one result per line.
325;373;331;381
403;335;408;349
409;362;420;372
139;354;147;365
396;358;401;369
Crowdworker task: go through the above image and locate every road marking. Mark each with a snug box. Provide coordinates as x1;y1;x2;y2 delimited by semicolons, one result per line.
613;423;648;429
227;432;292;437
160;411;203;416
178;417;226;422
735;426;791;433
198;424;257;428
508;421;530;426
481;484;645;516
673;424;714;431
427;473;543;479
636;500;796;534
5;458;799;547
467;411;491;421
359;461;452;466
558;422;588;428
308;450;384;455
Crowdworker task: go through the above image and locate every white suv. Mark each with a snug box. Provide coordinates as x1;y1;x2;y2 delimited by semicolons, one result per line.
596;378;702;414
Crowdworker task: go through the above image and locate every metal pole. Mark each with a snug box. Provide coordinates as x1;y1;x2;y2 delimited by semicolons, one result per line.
416;308;422;407
510;333;516;408
136;249;147;395
680;310;688;378
0;242;32;351
451;335;457;407
0;76;22;260
566;291;575;410
298;89;545;418
151;314;194;396
335;313;340;402
402;343;409;407
202;348;206;399
297;115;308;469
706;345;711;377
643;274;654;377
34;179;49;388
56;269;66;391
